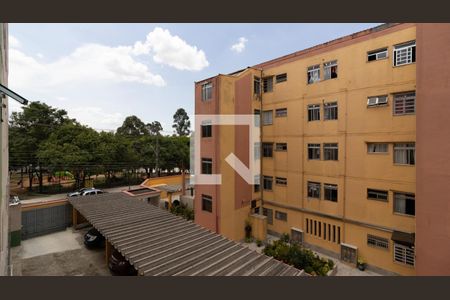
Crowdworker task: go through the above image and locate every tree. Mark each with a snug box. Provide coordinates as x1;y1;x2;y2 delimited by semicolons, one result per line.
146;121;163;136
172;108;190;136
9;101;72;192
116;115;149;136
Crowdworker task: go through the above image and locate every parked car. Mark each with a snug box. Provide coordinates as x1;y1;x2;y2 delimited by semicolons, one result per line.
68;188;105;197
67;187;94;197
108;249;137;276
84;228;105;249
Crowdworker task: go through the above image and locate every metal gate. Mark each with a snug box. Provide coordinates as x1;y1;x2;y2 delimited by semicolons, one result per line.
21;203;73;240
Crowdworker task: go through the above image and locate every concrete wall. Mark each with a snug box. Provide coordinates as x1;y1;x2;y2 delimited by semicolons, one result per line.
416;23;450;275
0;23;8;275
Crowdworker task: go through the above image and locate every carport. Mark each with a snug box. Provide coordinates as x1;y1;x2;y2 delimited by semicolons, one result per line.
69;192;304;276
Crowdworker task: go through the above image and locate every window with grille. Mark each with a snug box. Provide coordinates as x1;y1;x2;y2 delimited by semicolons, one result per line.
367;143;388;153
275;177;287;186
201;82;212;101
367;189;388;202
323;143;338;161
394;143;415;165
254;77;261;95
201;158;212;174
202;194;213;212
276;73;287;83
367;95;388;107
367;234;389;250
275;211;287;221
323;60;338;80
263;176;273;191
393;41;416;66
307;181;321;199
394;243;415;266
307;64;320;84
308;104;320;121
368;48;388;61
394;192;415;216
393;92;415;115
275;143;287;151
263;77;273;93
324;102;338;120
262;110;273;125
307;143;321;160
275;108;287;117
324;184;338;202
262;143;273;157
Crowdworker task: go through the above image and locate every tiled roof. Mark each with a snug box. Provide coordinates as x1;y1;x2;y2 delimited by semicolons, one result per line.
69;192;304;276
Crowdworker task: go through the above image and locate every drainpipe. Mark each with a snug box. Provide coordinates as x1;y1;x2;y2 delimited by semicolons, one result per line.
259;68;264;215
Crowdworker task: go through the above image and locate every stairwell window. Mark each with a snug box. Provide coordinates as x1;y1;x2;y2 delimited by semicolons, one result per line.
368;48;388;61
394;92;415;115
263;77;273;93
307;143;321;160
254;77;261;95
324;102;338;120
263;176;273;191
201;121;212;138
394;143;415;165
307;64;320;84
394;192;415;216
202;194;213;213
393;41;416;66
324;184;338;202
201;158;212;174
308;104;320;121
262;142;273;158
307;181;321;199
262;110;273;125
201;82;212;101
323;143;338;161
323;60;338;80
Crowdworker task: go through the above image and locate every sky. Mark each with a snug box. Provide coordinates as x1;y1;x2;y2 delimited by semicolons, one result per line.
8;23;381;134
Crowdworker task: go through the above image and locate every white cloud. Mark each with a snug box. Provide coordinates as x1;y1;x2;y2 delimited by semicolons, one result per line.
70;106;123;131
36;53;44;59
9;35;21;48
132;27;209;71
231;37;248;53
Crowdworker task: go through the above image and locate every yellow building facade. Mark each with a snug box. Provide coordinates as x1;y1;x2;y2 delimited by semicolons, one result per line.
195;23;417;275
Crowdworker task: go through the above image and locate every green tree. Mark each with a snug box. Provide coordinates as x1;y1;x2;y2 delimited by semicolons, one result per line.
172;108;190;136
146;121;163;136
116;115;149;136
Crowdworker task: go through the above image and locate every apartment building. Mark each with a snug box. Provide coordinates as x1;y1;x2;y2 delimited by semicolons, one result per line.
195;23;450;276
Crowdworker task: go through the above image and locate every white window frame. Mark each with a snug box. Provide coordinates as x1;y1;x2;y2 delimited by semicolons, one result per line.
275;177;287;186
367;48;388;62
262;110;273;125
367;143;388;154
323;60;338;80
323;143;338;161
394;143;415;165
393;41;416;67
393;92;415;115
394;243;415;266
201;82;212;101
367;95;388;107
275;108;287;117
307;104;320;121
324;101;338;120
307;64;320;84
307;143;321;160
324;183;338;202
307;181;321;199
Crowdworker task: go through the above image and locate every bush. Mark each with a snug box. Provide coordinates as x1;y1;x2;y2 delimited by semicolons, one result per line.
280;233;290;243
256;239;263;247
263;239;333;276
169;203;194;221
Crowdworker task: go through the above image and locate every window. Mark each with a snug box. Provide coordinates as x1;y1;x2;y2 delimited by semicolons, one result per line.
367;189;388;202
305;218;309;233
263;77;273;93
324;184;338;202
263;208;273;225
367;48;388;61
251;200;257;208
263;176;273;191
394;243;415;266
254;77;261;95
201;124;212;138
323;143;338;161
307;182;321;199
275;143;287;151
275;211;287;221
254;175;260;192
367;95;388;107
262;143;273;158
367;234;389;250
393;92;415;115
393;41;416;66
202;194;213;212
307;143;321;160
275;177;287;186
275;73;287;83
291;228;303;243
394;192;415;216
254;109;260;127
307;104;320;121
307;64;320;84
275;108;287;117
254;142;261;160
324;102;338;120
262;110;273;125
323;60;338;80
201;82;212;101
367;143;388;153
201;158;212;174
394;143;415;165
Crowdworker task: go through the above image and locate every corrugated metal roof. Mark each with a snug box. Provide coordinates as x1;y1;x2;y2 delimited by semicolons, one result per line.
69;192;304;276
